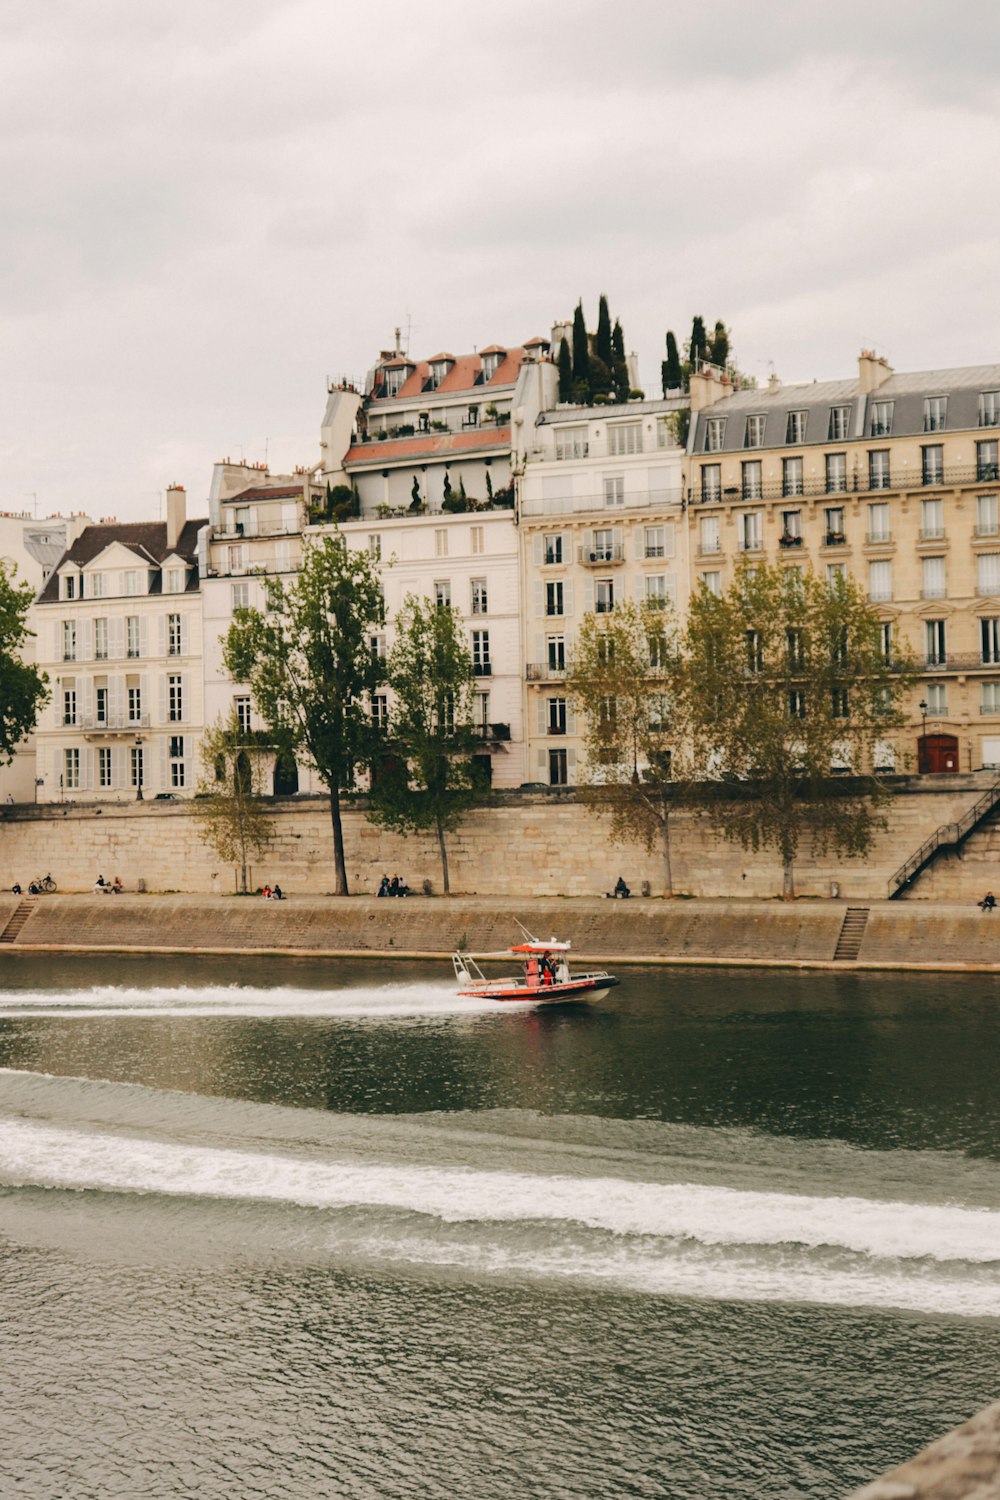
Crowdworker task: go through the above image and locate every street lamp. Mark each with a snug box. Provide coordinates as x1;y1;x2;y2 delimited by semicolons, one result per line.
919;698;928;773
134;735;144;801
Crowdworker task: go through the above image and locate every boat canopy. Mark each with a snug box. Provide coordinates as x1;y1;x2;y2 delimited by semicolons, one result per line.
510;940;570;954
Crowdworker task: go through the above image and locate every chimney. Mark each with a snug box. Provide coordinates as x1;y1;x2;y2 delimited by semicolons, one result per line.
689;366;729;413
858;349;893;394
166;484;186;550
767;371;781;393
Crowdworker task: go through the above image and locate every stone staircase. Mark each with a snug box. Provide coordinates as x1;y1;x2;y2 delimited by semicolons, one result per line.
833;906;870;961
888;780;1000;898
0;899;36;944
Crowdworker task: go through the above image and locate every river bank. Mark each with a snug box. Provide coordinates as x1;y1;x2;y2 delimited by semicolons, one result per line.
4;894;1000;972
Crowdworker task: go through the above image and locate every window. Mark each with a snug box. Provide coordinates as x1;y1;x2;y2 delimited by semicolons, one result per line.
167;613;182;656
473;692;489;736
369;633;386;659
826;452;847;493
546;581;564;616
608;422;641;456
648;632;668;669
62;620;76;661
699;515;720;555
599;695;617;730
64;574;78;600
547;697;567;734
926;682;947;714
788;689;806;719
98;747;112;788
63;748;80;790
366;534;381;560
228;545;247;575
648;693;669;730
879;622;894;662
704;417;726;452
644;526;666;558
555;426;587;461
368;694;388;733
543;534;563;565
921;498;944;538
701;571;721;596
597;636;615;668
786;628;804;669
700;463;722;502
95;617;108;660
235;696;252;733
126;616;140;658
90;573;105;599
656;416;676;448
744;415;766;448
746;630;763;674
869;560;892;602
826;563;846;586
983;618;1000;664
741;460;762;499
923;396;948;433
125;569;142;595
130;745;143;790
471;630;491;674
595;579;614;614
869;450;891;490
170;735;186;787
871;401;894;436
434;579;451;608
782;456;803;496
128;684;142;722
977;553;1000;597
165;568;184;594
96;686;108;724
549;748;568;785
470;526;484;555
979;392;1000;428
471;578;488;614
434;528;448;558
922;556;946;598
168;675;183;722
922;445;944;485
644;575;668;609
547;635;566;673
867;502;890;543
591;528;614;562
978;495;999;536
785;411;807;444
824;507;845;544
781;509;802;546
978;440;999;482
603;475;624;507
231;581;249;611
832;688;849;719
63;687;76;726
982;683;1000;715
828;406;851;441
925;619;946;665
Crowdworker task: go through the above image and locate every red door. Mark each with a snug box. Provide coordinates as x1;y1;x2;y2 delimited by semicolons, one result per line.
919;734;959;773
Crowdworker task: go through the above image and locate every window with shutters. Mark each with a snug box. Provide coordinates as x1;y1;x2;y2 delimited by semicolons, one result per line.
94;618;108;660
644;575;668;609
543;534;563;565
235;696;252;733
98;747;112;788
699;515;720;555
547;635;565;672
165;568;185;593
130;745;143;790
90;573;105;598
168;675;183;722
125;569;142;595
922;556;946;599
62;620;76;661
170;735;186;787
548;748;568;785
546;580;564;616
826;453;847;493
982;618;1000;665
126;616;140;658
925;619;946;665
470;526;484;555
595;579;614;614
471;578;488;614
128;682;142;722
95;685;108;724
977;553;1000;597
608;423;641;456
644;526;665;558
63;748;80;790
168;614;182;656
603;475;624;508
434;579;451;608
63;686;76;725
547;697;567;735
231;581;249;611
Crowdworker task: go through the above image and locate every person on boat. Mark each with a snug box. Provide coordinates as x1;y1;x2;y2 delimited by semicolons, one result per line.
979;891;996;912
614;875;630;899
540;952;554;985
377;875;390;898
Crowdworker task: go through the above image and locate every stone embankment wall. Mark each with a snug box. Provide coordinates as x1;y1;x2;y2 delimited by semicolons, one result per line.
6;893;1000;969
1;778;998;901
847;1397;1000;1498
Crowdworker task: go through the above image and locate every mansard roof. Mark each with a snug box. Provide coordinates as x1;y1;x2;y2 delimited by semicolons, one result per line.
38;519;205;603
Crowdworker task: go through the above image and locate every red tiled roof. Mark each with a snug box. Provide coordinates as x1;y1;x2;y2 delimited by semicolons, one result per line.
523;335;550;347
371;344;531;402
426;352;456;363
344;427;512;467
479;344;506;356
229;484;313;502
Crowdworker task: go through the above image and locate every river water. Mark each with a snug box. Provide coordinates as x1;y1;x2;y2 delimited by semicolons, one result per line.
1;954;999;1499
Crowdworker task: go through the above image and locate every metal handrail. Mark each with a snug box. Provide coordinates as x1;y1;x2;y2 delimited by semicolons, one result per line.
691;463;1000;506
888;779;1000;896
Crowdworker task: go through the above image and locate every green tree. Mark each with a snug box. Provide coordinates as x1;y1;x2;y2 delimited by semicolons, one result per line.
571;299;590;391
680;560;911;899
566;598;681;895
194;710;275;894
222;532;385;895
662;329;682;394
368;595;486;894
0;562;48;771
595;294;613;367
557;335;573;401
688;315;708;372
611;318;630;401
708;319;730;370
410;475;422;510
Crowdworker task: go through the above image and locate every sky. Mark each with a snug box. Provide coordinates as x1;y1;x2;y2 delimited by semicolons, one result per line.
3;0;1000;523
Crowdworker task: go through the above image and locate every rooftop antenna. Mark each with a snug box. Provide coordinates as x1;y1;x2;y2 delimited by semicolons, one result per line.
393;326;401;356
264;436;269;467
404;311;412;356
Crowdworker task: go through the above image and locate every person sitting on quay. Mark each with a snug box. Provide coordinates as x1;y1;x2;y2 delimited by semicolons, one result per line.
396;874;410;897
11;882;21;896
272;884;284;901
377;875;390;898
94;874;109;895
112;876;123;894
979;890;996;912
262;884;272;899
612;875;631;899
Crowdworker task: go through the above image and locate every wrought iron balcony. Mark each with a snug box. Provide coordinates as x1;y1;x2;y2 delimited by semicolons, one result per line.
690;463;1000;506
577;544;624;566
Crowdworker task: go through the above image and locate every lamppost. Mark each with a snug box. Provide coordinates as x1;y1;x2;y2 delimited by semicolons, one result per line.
919;698;928;773
134;735;144;801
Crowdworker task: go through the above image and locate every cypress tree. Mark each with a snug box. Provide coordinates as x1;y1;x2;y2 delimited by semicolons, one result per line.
709;320;730;370
572;300;590;387
596;295;613;367
689;315;707;371
557;336;573;401
611;319;629;401
663;330;682;392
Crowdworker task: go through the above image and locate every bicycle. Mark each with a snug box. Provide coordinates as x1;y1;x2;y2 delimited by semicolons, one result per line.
29;873;57;894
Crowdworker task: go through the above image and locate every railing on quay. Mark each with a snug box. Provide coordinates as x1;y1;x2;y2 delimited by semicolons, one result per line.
888;777;1000;897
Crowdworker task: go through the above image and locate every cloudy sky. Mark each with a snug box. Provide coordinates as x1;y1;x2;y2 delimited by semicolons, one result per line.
3;0;1000;522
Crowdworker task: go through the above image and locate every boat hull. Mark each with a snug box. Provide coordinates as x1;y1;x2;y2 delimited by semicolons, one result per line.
459;976;620;1005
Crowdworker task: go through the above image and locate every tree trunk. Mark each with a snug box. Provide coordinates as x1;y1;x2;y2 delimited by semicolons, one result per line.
660;803;673;897
329;785;349;895
436;812;451;895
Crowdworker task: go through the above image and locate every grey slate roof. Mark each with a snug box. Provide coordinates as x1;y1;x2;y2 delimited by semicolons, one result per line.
37;519;206;604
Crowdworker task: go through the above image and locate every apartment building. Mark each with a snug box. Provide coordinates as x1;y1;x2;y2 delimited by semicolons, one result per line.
519;397;687;785
686;353;1000;772
34;487;207;801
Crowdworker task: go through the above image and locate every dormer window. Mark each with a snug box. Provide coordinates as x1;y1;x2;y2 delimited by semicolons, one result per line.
382;362;412;397
165;567;185;594
426;355;455;391
62;574;76;600
480;350;504;381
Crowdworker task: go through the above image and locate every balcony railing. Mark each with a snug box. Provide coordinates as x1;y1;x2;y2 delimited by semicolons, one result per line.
521;488;682;518
577;544;624;565
690;463;1000;505
80;714;151;733
526;663;566;681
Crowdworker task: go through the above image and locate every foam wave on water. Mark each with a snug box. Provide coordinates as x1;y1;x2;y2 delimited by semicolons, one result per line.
0;981;508;1019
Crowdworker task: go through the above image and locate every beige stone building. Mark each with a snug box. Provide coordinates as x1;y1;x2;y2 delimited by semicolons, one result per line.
686;353;1000;773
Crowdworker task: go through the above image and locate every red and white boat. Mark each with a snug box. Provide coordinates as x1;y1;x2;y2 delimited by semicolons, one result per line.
452;926;619;1005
